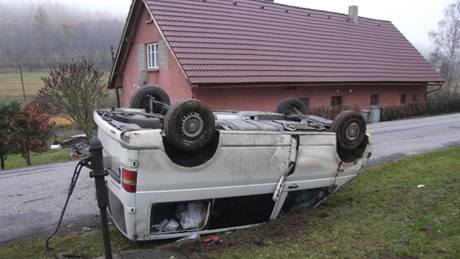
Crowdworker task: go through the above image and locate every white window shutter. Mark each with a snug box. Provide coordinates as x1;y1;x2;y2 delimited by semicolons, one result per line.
158;41;168;68
137;44;146;70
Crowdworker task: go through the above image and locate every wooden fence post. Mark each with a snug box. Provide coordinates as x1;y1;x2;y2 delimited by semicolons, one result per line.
19;65;26;100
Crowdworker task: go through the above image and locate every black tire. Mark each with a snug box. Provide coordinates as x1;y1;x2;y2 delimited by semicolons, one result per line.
331;111;366;151
129;86;171;113
336;139;368;163
276;98;308;115
164;99;216;152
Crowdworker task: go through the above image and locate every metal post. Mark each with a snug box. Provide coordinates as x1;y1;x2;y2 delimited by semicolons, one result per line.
89;138;113;259
19;65;26;100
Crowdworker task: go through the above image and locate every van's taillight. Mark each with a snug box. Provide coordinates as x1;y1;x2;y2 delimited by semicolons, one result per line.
121;169;137;193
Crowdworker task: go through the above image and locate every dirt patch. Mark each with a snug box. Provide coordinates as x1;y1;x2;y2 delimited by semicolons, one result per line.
157;206;330;258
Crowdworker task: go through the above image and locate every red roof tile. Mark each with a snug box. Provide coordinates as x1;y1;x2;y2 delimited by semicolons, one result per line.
144;0;443;85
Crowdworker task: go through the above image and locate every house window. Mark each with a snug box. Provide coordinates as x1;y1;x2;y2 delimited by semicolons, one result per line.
370;94;379;106
331;96;343;107
412;95;420;103
300;98;310;110
146;43;159;69
400;94;406;104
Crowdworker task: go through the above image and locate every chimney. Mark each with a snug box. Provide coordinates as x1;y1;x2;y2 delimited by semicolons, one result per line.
348;5;359;23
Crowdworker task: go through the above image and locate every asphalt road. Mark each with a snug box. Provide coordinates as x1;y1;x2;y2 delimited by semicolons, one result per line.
0;113;459;245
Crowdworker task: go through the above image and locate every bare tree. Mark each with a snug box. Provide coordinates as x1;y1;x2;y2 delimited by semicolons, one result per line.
38;61;107;138
32;6;51;65
61;20;74;62
430;0;460;93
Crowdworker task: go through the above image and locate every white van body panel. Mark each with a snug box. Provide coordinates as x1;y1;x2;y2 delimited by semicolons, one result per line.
95;111;372;241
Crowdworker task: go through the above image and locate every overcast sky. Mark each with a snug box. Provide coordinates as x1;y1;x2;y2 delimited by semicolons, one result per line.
34;0;452;56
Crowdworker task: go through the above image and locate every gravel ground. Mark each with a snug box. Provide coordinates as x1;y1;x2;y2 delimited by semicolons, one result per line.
0;113;459;245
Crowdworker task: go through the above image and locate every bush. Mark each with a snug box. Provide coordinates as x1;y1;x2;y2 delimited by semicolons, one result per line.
303;94;460;122
381;94;460;121
38;61;107;138
0;101;22;170
10;103;55;166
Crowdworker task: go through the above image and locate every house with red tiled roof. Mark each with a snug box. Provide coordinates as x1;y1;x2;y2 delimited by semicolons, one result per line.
109;0;444;111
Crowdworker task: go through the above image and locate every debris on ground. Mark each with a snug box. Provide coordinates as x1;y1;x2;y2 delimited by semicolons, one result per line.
152;219;180;233
176;201;207;230
50;144;62;150
176;233;201;242
60;134;87;148
70;143;90;159
203;236;223;246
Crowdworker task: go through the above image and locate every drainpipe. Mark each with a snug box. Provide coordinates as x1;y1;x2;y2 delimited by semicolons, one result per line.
191;84;199;99
115;88;121;108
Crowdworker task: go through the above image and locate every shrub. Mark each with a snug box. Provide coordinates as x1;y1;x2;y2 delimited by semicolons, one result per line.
308;105;360;120
381;94;460;121
38;61;107;138
10;103;55;166
0;101;22;170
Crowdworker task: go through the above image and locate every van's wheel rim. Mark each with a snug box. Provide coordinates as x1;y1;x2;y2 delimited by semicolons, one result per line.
345;122;360;141
180;112;204;138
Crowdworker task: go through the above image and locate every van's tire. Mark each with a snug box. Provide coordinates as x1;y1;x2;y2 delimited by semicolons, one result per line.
331;111;366;151
164;99;215;152
129;86;171;113
276;98;308;115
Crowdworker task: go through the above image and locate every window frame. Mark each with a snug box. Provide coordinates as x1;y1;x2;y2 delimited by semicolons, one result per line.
400;94;406;104
330;96;343;107
370;94;379;106
146;42;159;70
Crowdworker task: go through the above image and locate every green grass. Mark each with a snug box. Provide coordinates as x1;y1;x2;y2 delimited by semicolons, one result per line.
2;149;72;170
0;71;48;100
0;147;459;258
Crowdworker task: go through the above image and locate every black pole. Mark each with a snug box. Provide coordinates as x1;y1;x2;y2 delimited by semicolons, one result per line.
89;138;113;259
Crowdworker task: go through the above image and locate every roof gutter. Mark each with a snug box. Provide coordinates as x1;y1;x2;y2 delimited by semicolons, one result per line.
426;81;444;95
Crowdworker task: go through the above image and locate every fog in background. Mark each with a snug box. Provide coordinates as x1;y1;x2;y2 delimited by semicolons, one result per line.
19;0;452;55
0;0;124;69
0;0;454;69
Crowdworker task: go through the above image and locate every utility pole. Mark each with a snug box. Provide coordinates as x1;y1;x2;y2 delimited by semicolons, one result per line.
19;65;26;100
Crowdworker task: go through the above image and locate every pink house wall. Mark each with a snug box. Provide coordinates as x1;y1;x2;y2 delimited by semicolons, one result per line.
195;84;427;111
120;7;428;112
120;7;192;107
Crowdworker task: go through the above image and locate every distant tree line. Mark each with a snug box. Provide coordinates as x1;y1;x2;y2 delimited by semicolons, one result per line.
0;0;124;70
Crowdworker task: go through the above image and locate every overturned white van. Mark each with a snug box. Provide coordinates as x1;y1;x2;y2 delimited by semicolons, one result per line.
95;87;372;241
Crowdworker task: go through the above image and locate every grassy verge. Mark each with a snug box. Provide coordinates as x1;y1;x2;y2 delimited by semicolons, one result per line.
2;149;72;170
1;147;459;258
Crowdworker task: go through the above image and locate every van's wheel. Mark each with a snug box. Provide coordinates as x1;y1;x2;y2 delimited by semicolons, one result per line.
276;98;308;115
129;86;171;114
164;99;215;152
331;111;366;150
